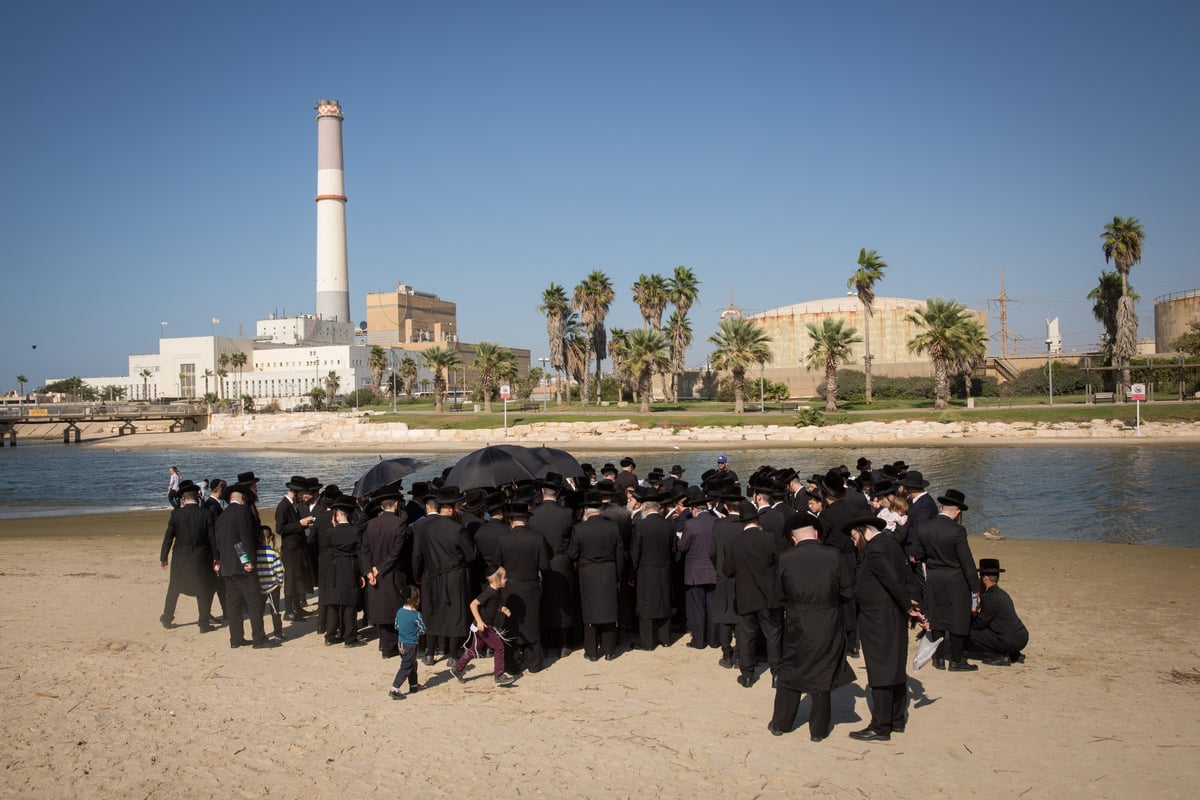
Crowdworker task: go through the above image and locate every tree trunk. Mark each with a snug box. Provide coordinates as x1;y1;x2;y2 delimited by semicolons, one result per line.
1114;296;1138;401
933;358;949;410
825;363;838;413
483;383;492;413
639;371;651;413
733;371;745;414
863;305;873;405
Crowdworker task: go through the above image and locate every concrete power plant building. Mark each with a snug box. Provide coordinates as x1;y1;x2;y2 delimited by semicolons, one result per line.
1154;290;1200;353
747;296;989;398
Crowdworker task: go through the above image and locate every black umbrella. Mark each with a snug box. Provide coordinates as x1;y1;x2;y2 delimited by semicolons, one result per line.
444;445;545;491
527;446;584;479
352;456;423;497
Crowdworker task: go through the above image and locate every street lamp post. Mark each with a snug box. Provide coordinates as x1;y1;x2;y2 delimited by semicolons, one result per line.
538;357;549;411
160;321;168;339
760;363;765;413
1046;339;1054;406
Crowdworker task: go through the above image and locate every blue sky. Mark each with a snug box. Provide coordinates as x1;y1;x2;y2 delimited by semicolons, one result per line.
3;1;1196;389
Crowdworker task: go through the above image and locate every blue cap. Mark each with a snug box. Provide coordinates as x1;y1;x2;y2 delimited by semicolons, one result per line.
717;455;727;463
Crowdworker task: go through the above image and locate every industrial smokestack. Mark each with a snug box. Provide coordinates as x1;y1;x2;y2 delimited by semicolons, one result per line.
314;99;350;323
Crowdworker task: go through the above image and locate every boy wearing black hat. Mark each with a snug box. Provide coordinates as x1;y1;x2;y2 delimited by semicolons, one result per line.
966;559;1028;666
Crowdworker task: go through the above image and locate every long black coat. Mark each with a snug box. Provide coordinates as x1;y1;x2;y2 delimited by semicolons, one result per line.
362;511;411;625
473;518;508;577
160;503;217;596
322;523;364;606
214;502;258;578
971;583;1029;653
709;514;742;625
631;513;675;618
913;514;979;635
679;510;718;585
854;533;917;685
778;540;856;693
496;524;551;641
413;514;477;638
900;492;939;554
532;501;576;630
721;523;781;615
568;515;623;625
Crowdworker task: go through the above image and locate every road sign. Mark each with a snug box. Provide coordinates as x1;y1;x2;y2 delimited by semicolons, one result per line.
500;384;511;400
1130;383;1146;401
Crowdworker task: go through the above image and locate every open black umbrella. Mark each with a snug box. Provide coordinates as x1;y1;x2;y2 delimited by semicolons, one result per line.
444;445;545;491
526;446;583;479
352;456;423;497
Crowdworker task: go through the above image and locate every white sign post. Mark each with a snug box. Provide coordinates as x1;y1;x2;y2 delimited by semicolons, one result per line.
1130;382;1146;435
500;384;511;436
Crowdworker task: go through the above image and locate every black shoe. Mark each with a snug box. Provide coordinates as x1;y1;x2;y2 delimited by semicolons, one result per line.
159;614;173;629
198;625;214;634
848;727;890;742
450;665;466;683
848;645;860;658
388;687;404;700
932;656;946;670
283;612;296;622
603;653;616;662
687;641;706;650
737;674;753;688
494;674;517;686
422;654;436;666
252;639;281;649
718;655;736;669
771;674;778;689
982;654;1012;667
584;654;600;662
810;728;829;742
210;615;226;625
230;641;248;649
559;647;572;659
948;660;979;672
270;633;286;643
324;636;343;646
344;638;367;648
767;722;785;737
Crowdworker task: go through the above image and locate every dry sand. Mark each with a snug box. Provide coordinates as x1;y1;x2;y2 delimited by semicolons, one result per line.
1;512;1198;799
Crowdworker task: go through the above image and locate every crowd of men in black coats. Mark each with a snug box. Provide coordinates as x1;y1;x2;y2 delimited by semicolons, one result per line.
159;455;1029;741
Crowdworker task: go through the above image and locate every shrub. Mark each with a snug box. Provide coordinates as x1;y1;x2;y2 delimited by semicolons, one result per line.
795;408;825;428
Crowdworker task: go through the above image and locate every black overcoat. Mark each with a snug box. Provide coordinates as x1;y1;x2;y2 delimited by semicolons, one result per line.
721;523;780;615
912;514;979;635
413;513;477;637
567;515;623;625
777;540;856;693
473;518;508;577
854;533;915;685
709;515;742;625
678;510;718;586
362;511;411;625
630;513;675;618
160;503;217;596
214;502;258;578
322;523;363;606
971;583;1029;653
531;501;577;630
496;524;551;641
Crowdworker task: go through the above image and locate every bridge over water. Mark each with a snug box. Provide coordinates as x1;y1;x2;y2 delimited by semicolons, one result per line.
0;403;208;445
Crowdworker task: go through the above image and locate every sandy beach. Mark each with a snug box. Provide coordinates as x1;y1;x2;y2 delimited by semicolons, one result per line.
1;512;1198;799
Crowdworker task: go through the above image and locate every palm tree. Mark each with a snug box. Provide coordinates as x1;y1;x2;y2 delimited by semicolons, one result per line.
538;283;570;406
217;353;230;401
399;357;418;397
667;266;700;401
848;248;887;404
906;298;988;410
16;374;27;400
308;386;326;411
422;346;462;413
805;318;863;412
623;328;671;413
608;328;631;403
202;368;213;396
708;317;773;414
368;345;388;392
324;370;341;406
573;271;615;404
1087;271;1139;391
665;311;693;402
473;341;517;412
216;369;228;401
631;273;670;331
562;313;588;406
1101;216;1146;398
138;368;153;402
230;352;247;404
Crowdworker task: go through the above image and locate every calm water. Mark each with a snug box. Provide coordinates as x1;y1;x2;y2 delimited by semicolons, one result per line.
0;442;1197;546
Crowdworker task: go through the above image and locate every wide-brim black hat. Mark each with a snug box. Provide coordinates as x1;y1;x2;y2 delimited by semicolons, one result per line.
461;487;489;514
409;481;430;499
856;457;872;471
330;494;358;514
872;479;897;498
937;489;969;511
619;457;636;469
237;471;260;484
506;500;533;519
978;558;1005;575
684;485;707;507
898;470;929;489
582;490;605;508
285;475;309;491
370;484;405;504
594;479;618;500
434;485;463;506
177;479;199;495
669;465;685;476
601;463;618;476
840;515;887;535
737;500;761;521
227;481;255;498
303;477;322;493
820;468;847;498
538;472;566;491
320;484;342;502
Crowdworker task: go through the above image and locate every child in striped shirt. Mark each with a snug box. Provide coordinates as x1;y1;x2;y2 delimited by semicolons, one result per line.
256;525;286;643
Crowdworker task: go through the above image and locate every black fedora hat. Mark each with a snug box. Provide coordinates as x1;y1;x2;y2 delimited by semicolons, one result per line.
820;468;846;498
370;484;404;504
856;457;872;471
872;479;897;498
434;485;463;506
409;481;430;499
320;484;342;503
176;479;200;495
594;479;618;500
737;500;761;522
669;464;685;476
841;515;887;536
937;489;969;511
484;490;507;514
897;470;929;489
227;481;255;498
330;494;358;514
685;485;707;507
237;471;260;485
506;499;533;519
582;490;605;508
538;472;566;491
619;457;636;469
285;475;309;491
977;558;1006;575
303;477;322;493
600;463;618;477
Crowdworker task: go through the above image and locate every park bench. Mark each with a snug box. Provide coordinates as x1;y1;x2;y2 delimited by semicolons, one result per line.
447;401;465;412
519;402;540;411
1093;392;1115;403
780;401;800;411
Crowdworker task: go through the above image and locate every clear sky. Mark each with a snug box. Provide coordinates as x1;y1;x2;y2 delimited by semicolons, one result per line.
3;1;1196;389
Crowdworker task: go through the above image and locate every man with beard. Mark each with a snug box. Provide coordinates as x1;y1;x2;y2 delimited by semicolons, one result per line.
769;517;855;741
215;482;279;649
496;497;551;673
567;491;623;661
630;495;676;651
275;476;316;621
722;501;783;688
159;480;218;632
530;473;577;659
847;516;923;742
966;558;1029;666
312;484;341;635
896;470;936;555
913;489;980;671
472;491;508;577
362;483;411;659
413;486;477;666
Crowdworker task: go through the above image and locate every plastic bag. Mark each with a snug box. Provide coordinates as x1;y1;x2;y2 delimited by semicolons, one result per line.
912;632;943;671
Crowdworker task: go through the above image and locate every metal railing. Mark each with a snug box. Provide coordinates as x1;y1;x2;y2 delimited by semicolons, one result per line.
1155;289;1200;304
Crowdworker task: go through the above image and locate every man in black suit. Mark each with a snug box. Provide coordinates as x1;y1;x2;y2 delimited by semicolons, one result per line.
159;480;217;631
722;501;783;688
362;484;411;659
848;516;923;742
413;486;477;666
817;469;861;656
709;490;743;668
630;496;676;650
215;482;278;649
912;489;980;671
531;473;577;658
275;476;316;621
897;470;937;555
496;499;552;672
967;558;1029;665
568;492;624;661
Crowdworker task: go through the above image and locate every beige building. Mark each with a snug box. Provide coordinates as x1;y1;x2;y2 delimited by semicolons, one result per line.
748;296;989;398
